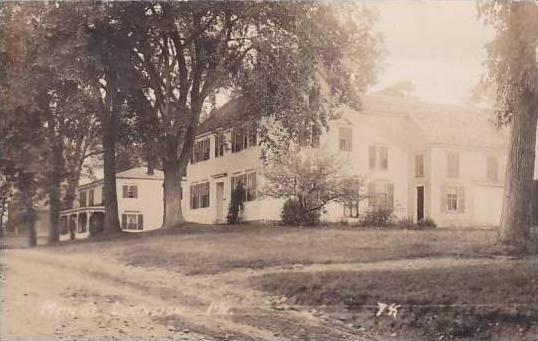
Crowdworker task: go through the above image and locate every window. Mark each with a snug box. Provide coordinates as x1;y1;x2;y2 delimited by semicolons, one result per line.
122;185;138;198
231;125;257;153
367;182;394;209
338;127;353;152
88;189;95;206
442;185;465;213
447;152;459;178
415;154;424;178
343;202;359;218
192;138;211;163
190;182;210;209
79;191;87;207
215;132;225;158
369;146;389;170
487;156;499;182
121;213;144;230
231;171;257;202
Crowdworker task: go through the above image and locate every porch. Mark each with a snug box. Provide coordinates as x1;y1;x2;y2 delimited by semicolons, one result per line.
59;206;105;241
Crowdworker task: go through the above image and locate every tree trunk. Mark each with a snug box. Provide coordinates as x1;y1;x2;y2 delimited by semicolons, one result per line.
48;126;64;244
161;134;187;228
19;173;36;247
102;115;122;234
497;2;537;249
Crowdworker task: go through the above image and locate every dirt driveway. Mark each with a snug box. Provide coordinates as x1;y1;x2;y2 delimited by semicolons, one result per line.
1;243;513;341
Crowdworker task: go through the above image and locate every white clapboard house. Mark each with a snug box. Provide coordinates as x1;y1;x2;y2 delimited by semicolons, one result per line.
180;95;509;227
59;167;164;240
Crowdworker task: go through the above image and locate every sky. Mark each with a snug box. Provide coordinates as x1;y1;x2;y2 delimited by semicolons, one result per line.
366;0;495;106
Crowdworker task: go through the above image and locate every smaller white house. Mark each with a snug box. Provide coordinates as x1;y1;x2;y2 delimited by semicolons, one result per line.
59;167;164;241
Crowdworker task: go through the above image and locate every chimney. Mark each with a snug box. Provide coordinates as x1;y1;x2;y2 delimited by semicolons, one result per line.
147;163;154;175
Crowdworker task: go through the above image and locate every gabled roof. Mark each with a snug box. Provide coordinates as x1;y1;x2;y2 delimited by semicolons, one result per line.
195;94;508;149
79;167;164;189
197;96;255;136
116;167;164;180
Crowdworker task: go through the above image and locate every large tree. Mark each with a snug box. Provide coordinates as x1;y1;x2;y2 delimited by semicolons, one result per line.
39;2;139;233
479;1;538;250
116;2;381;228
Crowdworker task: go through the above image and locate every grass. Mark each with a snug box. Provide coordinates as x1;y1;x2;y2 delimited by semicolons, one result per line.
253;260;538;340
47;224;498;275
9;223;537;339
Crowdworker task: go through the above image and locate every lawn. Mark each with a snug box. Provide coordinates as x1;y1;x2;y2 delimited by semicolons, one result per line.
29;224;537;340
53;224;498;275
252;260;538;340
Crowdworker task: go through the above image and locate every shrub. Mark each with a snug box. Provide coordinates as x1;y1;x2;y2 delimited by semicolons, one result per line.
281;198;320;226
360;208;395;227
397;217;415;229
417;217;437;229
227;184;244;224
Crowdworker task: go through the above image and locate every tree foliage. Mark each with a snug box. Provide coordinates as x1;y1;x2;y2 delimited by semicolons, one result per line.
262;150;364;226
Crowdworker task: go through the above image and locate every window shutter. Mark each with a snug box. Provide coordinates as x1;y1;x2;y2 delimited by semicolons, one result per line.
137;214;144;230
369;146;376;170
121;214;127;229
441;185;448;213
388;183;395;209
122;185;128;198
458;186;465;213
368;182;375;207
132;186;138;198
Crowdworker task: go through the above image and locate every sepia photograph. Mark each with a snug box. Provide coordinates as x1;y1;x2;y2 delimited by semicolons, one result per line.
0;1;537;340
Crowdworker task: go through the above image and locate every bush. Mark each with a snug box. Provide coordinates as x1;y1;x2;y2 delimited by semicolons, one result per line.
360;208;395;227
227;184;244;224
397;217;415;229
281;198;320;226
417;217;437;229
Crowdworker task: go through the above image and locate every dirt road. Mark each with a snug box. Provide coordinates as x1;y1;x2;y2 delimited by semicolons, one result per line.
1;248;381;340
1;247;509;340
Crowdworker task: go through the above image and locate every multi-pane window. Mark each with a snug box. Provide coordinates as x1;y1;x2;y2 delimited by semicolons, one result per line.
343;202;359;218
190;182;210;209
447;152;459;178
487;156;499;182
192;138;210;163
231;125;257;153
122;185;138;198
367;182;394;209
443;185;465;213
338;127;353;152
415;154;424;178
231;172;257;202
369;146;389;170
215;131;225;158
88;189;95;206
79;191;87;207
121;213;143;230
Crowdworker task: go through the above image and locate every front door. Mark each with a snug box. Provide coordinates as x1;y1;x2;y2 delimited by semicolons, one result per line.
417;186;425;222
216;182;224;223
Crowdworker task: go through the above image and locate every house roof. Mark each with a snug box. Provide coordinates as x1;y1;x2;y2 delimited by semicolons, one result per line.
79;167;164;189
196;96;255;136
196;94;508;149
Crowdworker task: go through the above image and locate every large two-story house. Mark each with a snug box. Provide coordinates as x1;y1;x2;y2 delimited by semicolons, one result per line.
59;167;164;240
181;95;509;227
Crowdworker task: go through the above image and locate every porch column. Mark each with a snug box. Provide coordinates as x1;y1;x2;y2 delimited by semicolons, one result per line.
86;212;92;235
